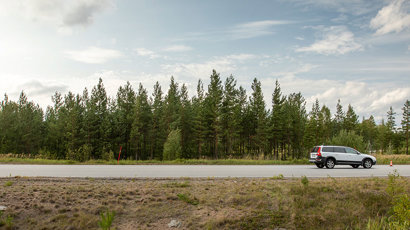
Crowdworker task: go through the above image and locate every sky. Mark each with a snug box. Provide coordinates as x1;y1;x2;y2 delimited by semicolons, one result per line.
0;0;409;122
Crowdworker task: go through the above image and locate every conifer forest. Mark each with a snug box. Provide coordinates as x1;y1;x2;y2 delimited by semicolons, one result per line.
1;70;409;161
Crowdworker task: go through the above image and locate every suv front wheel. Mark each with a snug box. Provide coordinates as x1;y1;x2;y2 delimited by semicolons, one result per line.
325;158;335;169
363;159;373;169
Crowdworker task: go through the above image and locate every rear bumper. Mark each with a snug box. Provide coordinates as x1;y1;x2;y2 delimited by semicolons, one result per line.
309;157;325;164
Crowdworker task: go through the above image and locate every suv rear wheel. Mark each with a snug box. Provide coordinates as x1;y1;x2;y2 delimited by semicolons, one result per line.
325;158;335;169
315;163;324;168
363;159;373;169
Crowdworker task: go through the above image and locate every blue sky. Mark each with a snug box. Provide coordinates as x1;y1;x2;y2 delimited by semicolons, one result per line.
0;0;409;122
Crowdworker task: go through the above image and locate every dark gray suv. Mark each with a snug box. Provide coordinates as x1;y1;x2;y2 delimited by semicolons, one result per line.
309;145;377;169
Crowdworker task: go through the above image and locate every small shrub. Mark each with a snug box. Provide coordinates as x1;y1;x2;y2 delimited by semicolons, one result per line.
101;150;114;162
301;176;309;187
4;181;13;187
5;215;13;229
177;193;199;205
0;211;13;228
163;129;182;160
271;174;284;180
98;210;115;230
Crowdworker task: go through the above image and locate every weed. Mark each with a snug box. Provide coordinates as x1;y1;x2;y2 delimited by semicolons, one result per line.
177;193;199;205
4;181;13;187
0;211;14;228
301;176;309;187
164;181;190;188
98;210;115;230
271;174;284;180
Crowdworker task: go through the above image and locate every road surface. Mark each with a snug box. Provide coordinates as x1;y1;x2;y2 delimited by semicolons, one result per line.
0;164;409;178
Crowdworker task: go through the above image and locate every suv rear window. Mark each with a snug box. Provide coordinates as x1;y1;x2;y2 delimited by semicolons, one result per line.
322;147;333;152
333;147;346;153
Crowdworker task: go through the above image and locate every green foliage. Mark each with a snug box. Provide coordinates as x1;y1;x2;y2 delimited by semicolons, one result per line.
329;129;365;152
98;210;115;230
301;176;309;187
67;144;92;162
1;74;409;161
163;129;181;160
271;174;284;180
0;211;14;229
177;193;199;205
101;149;114;161
4;181;13;187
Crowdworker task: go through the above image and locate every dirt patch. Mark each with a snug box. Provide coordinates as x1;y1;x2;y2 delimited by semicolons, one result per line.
0;176;408;229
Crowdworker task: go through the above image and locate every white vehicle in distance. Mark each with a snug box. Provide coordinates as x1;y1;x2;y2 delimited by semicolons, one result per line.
309;145;377;169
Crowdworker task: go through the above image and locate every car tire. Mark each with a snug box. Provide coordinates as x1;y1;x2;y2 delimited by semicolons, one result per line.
315;163;324;168
363;159;373;169
351;165;359;168
325;158;335;169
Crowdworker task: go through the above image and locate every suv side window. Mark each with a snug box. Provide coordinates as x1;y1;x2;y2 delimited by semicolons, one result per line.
333;147;346;153
345;147;358;154
322;147;333;152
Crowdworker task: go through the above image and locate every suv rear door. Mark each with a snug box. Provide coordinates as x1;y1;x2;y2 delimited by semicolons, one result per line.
333;146;348;162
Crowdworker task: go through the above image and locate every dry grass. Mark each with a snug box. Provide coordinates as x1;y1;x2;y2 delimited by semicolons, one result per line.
374;154;410;164
0;176;408;229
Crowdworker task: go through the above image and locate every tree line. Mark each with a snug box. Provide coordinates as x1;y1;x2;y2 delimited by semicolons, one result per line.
0;70;409;161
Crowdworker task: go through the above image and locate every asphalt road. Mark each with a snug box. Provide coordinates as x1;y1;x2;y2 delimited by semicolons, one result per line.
0;164;409;178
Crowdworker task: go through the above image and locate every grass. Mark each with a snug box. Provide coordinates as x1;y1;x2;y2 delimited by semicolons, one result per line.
177;193;199;205
0;176;408;229
4;181;13;187
1;153;409;165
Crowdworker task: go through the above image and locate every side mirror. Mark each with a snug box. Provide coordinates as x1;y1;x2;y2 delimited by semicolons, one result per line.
357;152;360;155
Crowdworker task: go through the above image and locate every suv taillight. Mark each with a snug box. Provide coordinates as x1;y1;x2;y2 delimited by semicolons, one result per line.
317;147;322;157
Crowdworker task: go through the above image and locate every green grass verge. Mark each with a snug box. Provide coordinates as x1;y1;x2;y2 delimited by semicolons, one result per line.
0;154;409;165
0;157;308;165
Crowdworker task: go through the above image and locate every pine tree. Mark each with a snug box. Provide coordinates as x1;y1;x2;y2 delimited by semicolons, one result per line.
130;83;152;160
402;100;409;155
304;99;320;151
115;81;136;159
286;93;307;159
221;75;239;156
344;104;358;132
270;80;286;159
204;70;223;159
249;78;267;156
164;76;181;131
180;84;193;158
333;99;344;136
192;80;206;158
151;81;166;160
360;115;377;153
88;78;110;159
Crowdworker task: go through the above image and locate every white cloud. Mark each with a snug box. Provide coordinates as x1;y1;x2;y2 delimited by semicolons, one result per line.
0;0;113;33
163;45;192;52
65;46;122;64
370;0;410;35
296;26;362;55
177;20;292;41
135;48;161;59
229;20;291;39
